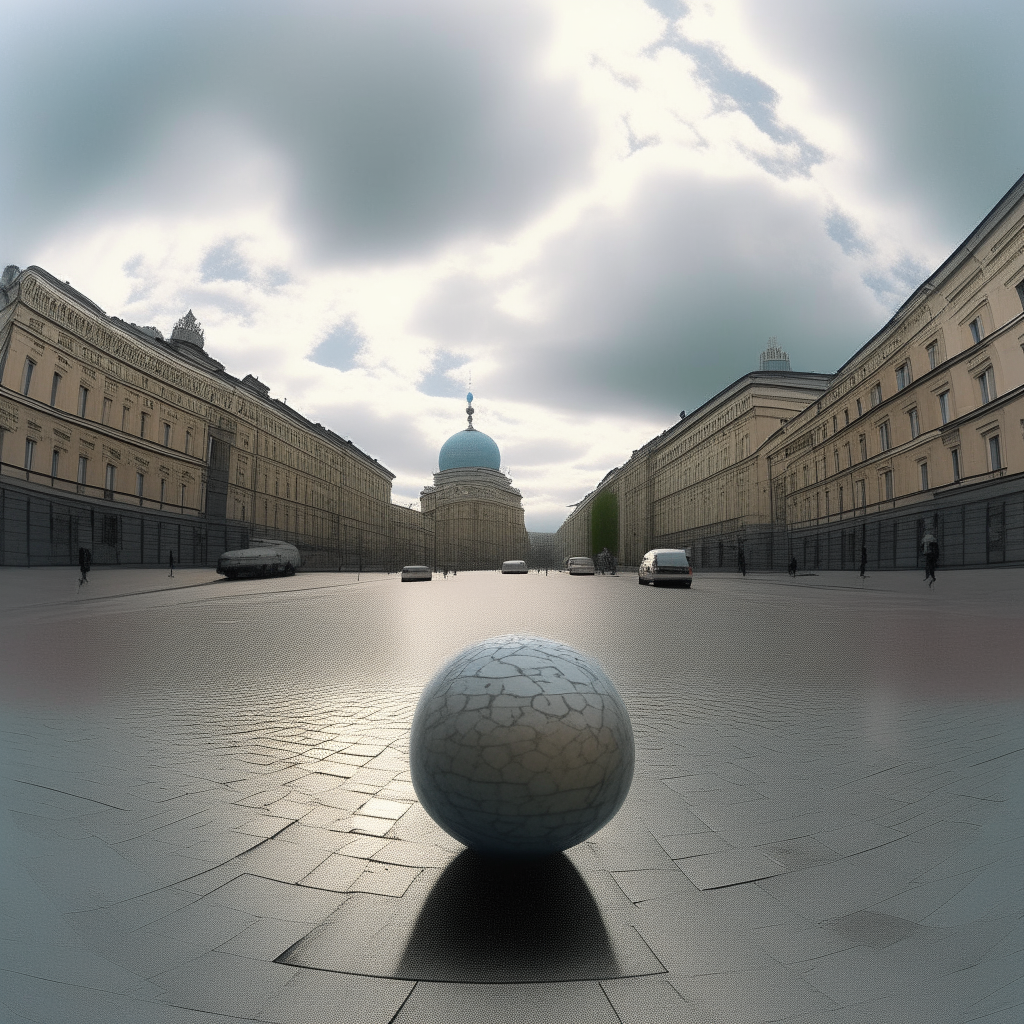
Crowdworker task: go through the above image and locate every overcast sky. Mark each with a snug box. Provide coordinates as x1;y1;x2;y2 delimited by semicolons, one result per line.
3;0;1023;530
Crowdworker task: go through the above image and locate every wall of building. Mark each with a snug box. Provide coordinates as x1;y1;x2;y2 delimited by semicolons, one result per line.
557;172;1024;573
0;267;422;569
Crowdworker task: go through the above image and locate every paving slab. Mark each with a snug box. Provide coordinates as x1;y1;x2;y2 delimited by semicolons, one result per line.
1;566;1023;1022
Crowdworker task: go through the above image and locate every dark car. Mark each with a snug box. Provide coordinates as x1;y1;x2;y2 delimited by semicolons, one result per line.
638;548;692;587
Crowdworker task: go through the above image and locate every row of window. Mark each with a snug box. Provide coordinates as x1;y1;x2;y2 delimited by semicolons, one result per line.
20;356;195;454
798;435;1003;521
21;440;190;506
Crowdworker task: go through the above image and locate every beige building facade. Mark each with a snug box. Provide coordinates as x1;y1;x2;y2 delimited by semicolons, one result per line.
558;172;1024;572
558;367;830;568
0;265;427;568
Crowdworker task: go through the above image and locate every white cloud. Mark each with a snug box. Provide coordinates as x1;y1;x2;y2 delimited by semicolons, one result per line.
5;0;1023;530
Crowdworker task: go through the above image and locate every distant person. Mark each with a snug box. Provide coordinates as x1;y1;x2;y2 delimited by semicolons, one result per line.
788;555;797;577
924;536;938;588
78;546;91;587
738;549;746;576
168;549;174;578
859;545;867;578
443;568;448;579
610;553;617;576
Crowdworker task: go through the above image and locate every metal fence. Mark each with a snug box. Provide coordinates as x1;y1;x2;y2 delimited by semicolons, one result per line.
656;476;1024;574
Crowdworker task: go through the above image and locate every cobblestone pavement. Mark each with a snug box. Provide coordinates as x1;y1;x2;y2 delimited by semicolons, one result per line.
2;566;1023;1023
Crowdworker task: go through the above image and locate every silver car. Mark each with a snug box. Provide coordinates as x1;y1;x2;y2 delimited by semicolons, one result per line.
401;565;432;582
501;560;528;574
638;548;692;587
567;556;596;576
217;539;301;579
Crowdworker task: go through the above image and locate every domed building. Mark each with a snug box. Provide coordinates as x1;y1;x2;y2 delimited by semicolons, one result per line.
420;393;528;570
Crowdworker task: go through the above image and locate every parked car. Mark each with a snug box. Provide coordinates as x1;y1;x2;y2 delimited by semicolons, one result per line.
501;560;528;574
567;556;596;576
401;565;433;582
217;539;301;579
638;548;692;587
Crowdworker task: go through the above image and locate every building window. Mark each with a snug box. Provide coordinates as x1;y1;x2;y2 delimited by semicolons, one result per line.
843;408;850;426
883;470;893;501
895;363;912;390
978;366;996;405
844;442;852;468
856;398;863;417
870;383;882;407
909;408;920;438
78;456;88;489
21;357;36;396
857;479;866;507
1016;280;1024;311
51;449;60;480
969;317;984;345
78;385;89;418
952;448;961;482
926;341;938;369
878;421;891;452
24;437;36;471
105;464;116;500
101;397;112;425
833;449;840;474
858;434;867;461
50;372;62;407
989;434;1002;471
180;483;186;509
159;478;166;508
839;485;844;512
832;415;837;434
185;430;193;456
163;422;171;446
920;462;929;491
939;390;951;425
136;472;145;498
140;412;148;439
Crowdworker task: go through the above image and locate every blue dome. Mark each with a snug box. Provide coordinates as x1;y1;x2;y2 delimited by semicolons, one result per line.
439;429;501;471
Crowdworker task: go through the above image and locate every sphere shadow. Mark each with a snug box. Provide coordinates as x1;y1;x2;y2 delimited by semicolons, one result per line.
396;849;620;983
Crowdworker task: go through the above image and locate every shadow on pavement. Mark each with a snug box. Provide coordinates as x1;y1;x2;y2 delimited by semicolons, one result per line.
397;850;619;982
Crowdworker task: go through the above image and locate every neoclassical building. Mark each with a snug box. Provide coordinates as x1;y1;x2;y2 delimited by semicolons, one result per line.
0;264;431;568
420;393;528;570
558;169;1024;571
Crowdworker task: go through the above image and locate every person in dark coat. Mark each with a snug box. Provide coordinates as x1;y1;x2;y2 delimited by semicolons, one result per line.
78;547;91;587
923;535;938;587
168;549;175;578
788;555;797;577
738;549;746;576
859;545;867;578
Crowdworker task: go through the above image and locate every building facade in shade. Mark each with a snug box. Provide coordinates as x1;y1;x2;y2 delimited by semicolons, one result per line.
559;171;1024;571
556;362;831;567
764;172;1024;572
420;393;529;570
0;265;428;568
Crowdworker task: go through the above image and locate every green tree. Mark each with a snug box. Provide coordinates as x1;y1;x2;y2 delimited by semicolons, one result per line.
591;490;618;558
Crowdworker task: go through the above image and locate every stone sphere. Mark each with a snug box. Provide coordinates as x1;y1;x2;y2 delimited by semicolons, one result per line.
409;635;634;857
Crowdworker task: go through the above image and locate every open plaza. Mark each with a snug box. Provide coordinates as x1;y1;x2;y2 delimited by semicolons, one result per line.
2;565;1022;1023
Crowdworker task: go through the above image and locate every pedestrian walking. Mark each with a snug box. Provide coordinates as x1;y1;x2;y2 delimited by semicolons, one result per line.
610;552;617;576
78;546;91;587
168;549;175;577
788;555;797;577
922;532;938;587
738;549;746;576
859;545;867;578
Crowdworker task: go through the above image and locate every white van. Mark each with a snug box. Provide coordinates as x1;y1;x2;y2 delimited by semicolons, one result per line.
217;539;301;579
501;560;528;574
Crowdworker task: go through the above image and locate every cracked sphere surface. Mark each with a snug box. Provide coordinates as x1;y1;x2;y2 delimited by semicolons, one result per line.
410;635;634;857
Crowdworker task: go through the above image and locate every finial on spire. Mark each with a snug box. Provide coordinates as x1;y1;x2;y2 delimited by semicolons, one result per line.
466;392;475;431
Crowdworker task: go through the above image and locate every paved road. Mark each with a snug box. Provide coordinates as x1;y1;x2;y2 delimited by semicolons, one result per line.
2;567;1023;1023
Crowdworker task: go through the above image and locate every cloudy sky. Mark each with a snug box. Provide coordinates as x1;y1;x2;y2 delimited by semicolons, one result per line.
3;0;1023;529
